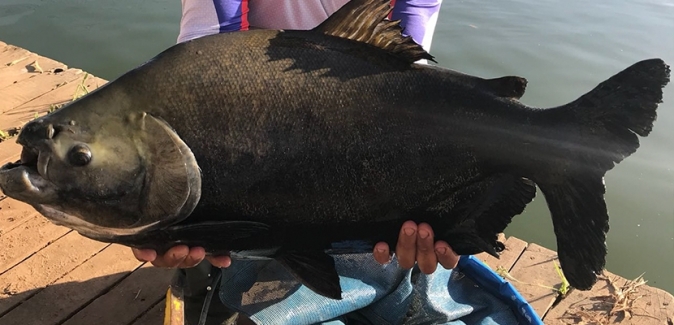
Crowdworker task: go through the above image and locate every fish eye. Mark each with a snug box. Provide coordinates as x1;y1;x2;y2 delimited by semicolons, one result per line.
68;144;92;167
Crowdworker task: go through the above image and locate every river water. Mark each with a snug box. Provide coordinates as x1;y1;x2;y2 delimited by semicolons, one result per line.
1;0;673;294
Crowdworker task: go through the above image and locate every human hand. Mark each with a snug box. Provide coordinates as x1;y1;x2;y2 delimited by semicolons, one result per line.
372;220;459;274
131;245;232;269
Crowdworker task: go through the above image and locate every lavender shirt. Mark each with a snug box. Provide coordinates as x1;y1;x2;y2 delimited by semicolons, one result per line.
178;0;443;53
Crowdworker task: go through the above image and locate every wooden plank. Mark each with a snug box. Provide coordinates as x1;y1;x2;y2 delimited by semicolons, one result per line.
0;244;143;325
0;67;84;114
0;54;68;90
0;198;38;236
544;270;674;324
61;264;174;325
0;215;71;275
475;234;528;271
129;299;166;325
0;73;106;132
0;232;108;315
0;140;21;166
505;243;562;318
0;44;31;68
633;285;674;325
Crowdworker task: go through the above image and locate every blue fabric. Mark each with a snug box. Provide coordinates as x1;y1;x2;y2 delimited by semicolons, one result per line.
217;253;542;325
391;0;443;44
212;0;246;32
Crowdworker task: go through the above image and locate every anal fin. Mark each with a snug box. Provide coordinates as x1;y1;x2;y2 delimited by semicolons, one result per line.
474;175;537;252
437;174;536;257
276;251;342;300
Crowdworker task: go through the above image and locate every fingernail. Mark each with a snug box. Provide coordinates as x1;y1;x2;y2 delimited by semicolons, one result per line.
418;230;430;239
436;247;447;255
376;248;386;253
403;228;415;236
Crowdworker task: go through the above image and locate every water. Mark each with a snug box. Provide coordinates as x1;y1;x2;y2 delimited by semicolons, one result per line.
1;0;673;294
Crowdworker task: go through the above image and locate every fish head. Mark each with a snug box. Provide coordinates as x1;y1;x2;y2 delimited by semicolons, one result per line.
0;94;202;240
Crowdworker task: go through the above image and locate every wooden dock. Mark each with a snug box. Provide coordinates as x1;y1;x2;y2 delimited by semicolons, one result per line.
0;41;672;325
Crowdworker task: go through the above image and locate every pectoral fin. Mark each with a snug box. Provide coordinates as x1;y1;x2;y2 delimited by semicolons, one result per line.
276;251;342;300
165;221;273;255
166;221;272;240
118;221;273;256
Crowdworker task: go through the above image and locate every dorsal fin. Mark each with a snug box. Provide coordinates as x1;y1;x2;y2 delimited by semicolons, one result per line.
313;0;435;64
483;76;528;99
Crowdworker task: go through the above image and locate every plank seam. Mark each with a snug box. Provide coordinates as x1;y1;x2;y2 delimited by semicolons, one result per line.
50;243;113;285
0;212;43;239
0;229;74;277
540;293;560;321
506;238;529;272
56;262;148;325
0;68;83;115
126;294;166;325
0;243;112;319
1;69;84;115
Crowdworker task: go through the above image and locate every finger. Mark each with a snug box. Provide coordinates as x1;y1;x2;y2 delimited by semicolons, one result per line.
178;246;206;268
152;245;189;268
131;248;157;263
415;223;438;274
206;255;232;268
373;242;391;265
435;241;459;270
395;220;418;269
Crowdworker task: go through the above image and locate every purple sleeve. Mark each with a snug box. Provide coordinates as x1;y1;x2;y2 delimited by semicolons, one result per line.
212;0;249;32
390;0;443;47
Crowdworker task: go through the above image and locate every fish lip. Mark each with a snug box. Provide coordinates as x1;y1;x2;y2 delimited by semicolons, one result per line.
0;162;57;204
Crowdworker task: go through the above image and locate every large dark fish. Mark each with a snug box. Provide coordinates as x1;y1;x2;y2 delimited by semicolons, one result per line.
0;0;669;300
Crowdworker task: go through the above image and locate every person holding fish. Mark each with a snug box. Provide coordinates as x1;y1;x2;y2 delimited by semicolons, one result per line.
128;1;528;324
7;0;658;323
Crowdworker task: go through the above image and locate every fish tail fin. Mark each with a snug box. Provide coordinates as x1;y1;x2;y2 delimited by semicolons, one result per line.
537;175;609;291
563;58;669;164
537;58;670;290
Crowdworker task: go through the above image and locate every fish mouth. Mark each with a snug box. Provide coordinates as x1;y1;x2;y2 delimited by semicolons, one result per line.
0;146;56;204
22;145;51;181
1;146;86;230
